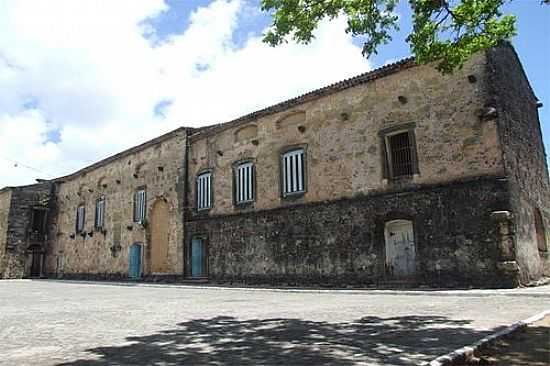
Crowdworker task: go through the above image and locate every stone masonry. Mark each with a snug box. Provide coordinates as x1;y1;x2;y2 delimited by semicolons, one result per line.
0;43;548;288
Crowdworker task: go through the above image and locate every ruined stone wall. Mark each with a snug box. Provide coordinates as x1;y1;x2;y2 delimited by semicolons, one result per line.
487;44;550;283
0;183;52;278
0;189;12;278
187;52;503;217
47;129;187;278
186;178;512;287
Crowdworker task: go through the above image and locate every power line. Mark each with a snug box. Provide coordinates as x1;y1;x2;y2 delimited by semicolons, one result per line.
0;156;55;178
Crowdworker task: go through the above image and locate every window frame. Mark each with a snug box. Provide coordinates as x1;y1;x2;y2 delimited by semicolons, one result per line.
133;188;147;224
76;204;86;233
380;123;419;180
280;145;308;198
233;160;256;206
94;196;106;230
187;234;209;279
196;170;213;211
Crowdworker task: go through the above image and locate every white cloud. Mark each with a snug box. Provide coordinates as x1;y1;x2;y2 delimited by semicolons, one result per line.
0;0;370;188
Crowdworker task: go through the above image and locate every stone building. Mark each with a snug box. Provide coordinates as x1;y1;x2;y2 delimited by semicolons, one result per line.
0;43;548;287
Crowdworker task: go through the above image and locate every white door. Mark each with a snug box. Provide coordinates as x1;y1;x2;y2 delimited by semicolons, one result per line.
385;220;416;278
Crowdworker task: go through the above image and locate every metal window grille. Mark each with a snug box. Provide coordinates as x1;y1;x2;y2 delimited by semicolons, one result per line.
388;132;414;178
282;149;305;195
95;197;105;229
197;172;212;210
236;162;254;203
76;205;85;233
133;190;146;223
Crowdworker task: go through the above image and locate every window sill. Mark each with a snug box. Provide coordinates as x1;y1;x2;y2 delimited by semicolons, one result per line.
234;201;255;210
281;191;306;201
195;208;212;216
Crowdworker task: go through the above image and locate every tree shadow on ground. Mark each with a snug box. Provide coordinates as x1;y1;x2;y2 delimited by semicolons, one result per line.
457;323;550;366
58;315;500;366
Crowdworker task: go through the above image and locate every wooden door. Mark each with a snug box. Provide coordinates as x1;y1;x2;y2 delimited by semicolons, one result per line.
30;249;42;277
150;200;170;273
191;237;206;278
129;243;142;279
385;220;416;278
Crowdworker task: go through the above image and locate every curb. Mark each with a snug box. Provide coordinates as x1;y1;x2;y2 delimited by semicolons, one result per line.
11;279;550;297
427;309;550;366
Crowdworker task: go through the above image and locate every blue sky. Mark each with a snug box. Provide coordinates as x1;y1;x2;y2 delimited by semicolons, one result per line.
0;0;548;188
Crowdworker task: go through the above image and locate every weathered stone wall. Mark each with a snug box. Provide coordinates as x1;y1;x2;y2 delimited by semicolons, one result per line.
47;129;188;279
0;183;52;278
0;189;12;278
187;52;503;217
487;44;550;283
186;178;513;287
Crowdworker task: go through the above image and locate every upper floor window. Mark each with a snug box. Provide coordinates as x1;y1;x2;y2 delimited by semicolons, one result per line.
76;205;85;233
95;196;106;230
281;148;306;196
382;126;419;179
133;189;146;224
235;162;255;204
197;171;212;210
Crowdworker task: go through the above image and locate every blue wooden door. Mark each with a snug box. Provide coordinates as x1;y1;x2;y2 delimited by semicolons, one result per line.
191;238;205;277
129;243;142;279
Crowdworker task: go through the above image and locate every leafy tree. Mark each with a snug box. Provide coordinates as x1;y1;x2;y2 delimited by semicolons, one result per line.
261;0;547;73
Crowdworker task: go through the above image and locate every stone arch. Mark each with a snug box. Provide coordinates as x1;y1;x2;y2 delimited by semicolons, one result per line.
234;124;258;143
150;198;170;274
97;176;108;189
77;183;91;197
534;207;547;253
276;111;306;130
134;162;147;178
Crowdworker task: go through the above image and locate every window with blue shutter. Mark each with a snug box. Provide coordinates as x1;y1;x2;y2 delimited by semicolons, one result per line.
133;189;146;223
235;162;254;204
282;148;306;196
76;205;85;233
197;172;212;210
95;196;105;230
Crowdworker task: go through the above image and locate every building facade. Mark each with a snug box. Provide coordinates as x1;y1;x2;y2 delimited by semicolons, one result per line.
0;43;548;287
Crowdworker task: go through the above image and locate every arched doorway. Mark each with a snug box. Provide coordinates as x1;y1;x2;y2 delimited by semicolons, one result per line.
150;199;170;273
384;219;416;278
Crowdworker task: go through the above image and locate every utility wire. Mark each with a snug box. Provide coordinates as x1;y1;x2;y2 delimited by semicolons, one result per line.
1;156;55;178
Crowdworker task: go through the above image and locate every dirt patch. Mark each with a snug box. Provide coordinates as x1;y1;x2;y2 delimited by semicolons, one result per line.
458;315;550;365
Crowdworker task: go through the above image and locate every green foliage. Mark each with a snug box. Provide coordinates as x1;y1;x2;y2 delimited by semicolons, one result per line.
261;0;544;73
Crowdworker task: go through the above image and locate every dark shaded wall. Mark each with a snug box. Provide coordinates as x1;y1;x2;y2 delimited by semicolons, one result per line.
487;44;550;283
186;178;514;288
0;182;54;278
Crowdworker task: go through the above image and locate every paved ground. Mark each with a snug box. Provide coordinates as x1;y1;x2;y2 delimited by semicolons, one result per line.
0;280;549;366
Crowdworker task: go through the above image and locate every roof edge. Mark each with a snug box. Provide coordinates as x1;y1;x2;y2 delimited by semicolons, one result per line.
52;126;192;184
188;56;416;141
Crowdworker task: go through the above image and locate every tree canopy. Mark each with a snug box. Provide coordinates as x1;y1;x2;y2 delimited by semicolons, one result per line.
261;0;548;73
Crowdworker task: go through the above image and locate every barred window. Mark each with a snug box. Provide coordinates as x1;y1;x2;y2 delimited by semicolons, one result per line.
95;196;105;230
235;162;254;204
133;189;146;223
282;148;306;196
76;205;85;233
383;129;418;179
197;172;212;210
